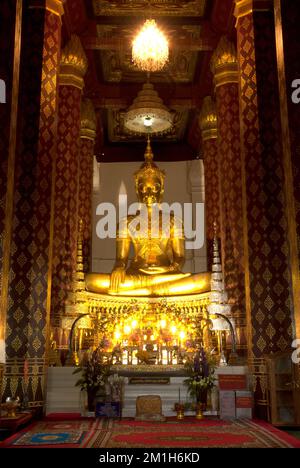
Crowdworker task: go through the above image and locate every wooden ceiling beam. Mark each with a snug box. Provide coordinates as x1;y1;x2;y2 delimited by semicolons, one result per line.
91;16;209;26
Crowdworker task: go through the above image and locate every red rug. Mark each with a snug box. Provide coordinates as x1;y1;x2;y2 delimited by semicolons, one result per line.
1;417;300;448
86;418;300;448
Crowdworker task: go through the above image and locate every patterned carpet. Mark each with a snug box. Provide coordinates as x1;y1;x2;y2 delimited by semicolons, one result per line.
85;418;300;448
1;417;300;448
1;418;105;448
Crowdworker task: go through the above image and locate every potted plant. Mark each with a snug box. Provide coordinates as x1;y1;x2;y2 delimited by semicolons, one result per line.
184;348;216;419
73;346;112;411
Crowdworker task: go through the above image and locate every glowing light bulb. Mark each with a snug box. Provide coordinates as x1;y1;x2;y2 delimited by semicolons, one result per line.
132;19;169;72
143;116;153;127
131;320;138;329
171;325;177;335
115;331;121;341
179;331;185;340
160;319;166;329
124;325;131;335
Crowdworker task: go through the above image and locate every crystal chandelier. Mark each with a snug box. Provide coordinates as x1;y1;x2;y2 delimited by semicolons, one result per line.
123;82;173;135
132;19;169;72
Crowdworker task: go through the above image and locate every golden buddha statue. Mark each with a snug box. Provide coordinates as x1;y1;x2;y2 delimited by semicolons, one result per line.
85;140;210;297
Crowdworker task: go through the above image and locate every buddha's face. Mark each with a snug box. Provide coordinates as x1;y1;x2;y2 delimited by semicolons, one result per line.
136;175;163;206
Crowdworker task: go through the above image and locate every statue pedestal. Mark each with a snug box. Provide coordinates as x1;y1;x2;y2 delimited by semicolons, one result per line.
120;365;249;418
79;291;211;363
45;365;250;417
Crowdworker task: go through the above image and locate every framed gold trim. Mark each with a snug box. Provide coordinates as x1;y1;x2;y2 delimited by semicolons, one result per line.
59;74;84;90
202;128;218;141
80;129;96;141
215;70;239;88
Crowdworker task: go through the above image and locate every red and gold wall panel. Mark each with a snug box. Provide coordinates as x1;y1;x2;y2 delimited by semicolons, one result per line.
280;1;300;268
78;139;94;272
3;4;61;405
215;82;246;352
237;9;293;362
203;138;220;270
51;85;81;327
274;0;300;338
0;1;17;307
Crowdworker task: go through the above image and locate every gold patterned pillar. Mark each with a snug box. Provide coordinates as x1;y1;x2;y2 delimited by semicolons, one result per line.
210;37;247;358
235;0;295;417
51;35;88;342
0;0;22;374
199;96;219;270
79;99;97;273
2;0;64;406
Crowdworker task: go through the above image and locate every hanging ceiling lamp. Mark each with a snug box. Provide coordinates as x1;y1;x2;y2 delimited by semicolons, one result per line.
132;19;169;73
123;82;173;135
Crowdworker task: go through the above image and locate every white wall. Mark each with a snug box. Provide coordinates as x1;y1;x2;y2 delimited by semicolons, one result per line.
92;158;207;274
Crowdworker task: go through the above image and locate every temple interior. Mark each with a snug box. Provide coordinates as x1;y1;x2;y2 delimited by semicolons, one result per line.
0;0;300;445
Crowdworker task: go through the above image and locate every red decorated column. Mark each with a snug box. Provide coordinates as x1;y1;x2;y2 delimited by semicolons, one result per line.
1;0;63;406
235;0;296;417
79;99;97;273
0;0;22;396
199;96;220;270
51;35;87;350
210;37;247;358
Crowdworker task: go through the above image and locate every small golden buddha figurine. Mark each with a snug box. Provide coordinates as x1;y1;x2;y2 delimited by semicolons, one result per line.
85;139;210;296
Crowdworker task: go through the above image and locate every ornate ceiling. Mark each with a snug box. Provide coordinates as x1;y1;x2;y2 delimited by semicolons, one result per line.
62;0;236;160
92;0;207;17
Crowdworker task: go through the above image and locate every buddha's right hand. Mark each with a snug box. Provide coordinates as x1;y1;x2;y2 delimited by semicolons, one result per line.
110;267;126;293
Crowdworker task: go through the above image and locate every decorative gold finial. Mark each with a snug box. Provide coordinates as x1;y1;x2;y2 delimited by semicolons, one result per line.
199;97;218;141
134;138;165;198
80;99;97;140
60;35;88;89
144;136;154;163
210;36;238;87
70;219;88;315
74;219;84;293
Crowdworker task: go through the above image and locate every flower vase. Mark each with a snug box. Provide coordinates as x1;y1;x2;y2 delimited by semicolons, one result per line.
195;402;204;420
87;389;97;412
196;388;207;419
175;403;185;420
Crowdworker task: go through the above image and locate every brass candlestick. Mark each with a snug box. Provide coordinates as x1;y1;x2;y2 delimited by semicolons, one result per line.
175;403;185;420
195;402;204;420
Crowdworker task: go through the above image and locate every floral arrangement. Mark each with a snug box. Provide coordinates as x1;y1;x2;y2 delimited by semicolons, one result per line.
108;374;126;402
73;346;112;394
184;348;216;403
